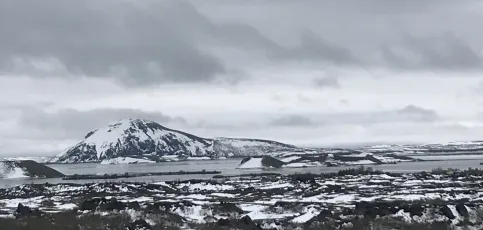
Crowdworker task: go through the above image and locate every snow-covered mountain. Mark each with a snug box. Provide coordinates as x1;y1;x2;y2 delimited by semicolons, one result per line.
51;119;214;163
51;119;305;163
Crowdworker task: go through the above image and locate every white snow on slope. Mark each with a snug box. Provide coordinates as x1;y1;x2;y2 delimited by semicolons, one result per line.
215;138;277;148
291;207;320;223
281;156;301;163
284;162;322;168
236;158;264;169
339;160;377;165
176;182;235;191
186;156;211;160
0;162;29;179
100;157;155;165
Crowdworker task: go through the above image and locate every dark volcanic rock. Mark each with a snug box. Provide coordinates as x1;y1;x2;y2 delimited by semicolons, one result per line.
261;156;284;168
127;219;151;230
216;218;232;227
406;203;425;217
355;202;396;218
289;173;318;183
80;198;103;211
456;203;469;218
215;216;261;230
215;202;244;215
127;201;141;210
236;215;262;230
80;198;129;211
441;205;456;219
15;203;42;218
100;199;126;211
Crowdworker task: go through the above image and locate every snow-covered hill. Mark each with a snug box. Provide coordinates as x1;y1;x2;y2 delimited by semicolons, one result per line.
51;119;214;163
51;119;305;163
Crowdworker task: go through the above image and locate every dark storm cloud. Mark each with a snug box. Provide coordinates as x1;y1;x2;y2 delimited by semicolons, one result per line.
268;105;439;127
396;105;440;122
333;105;440;124
0;0;366;85
270;30;357;65
0;0;227;85
269;115;316;127
313;76;340;88
18;107;186;139
1;0;482;87
381;33;483;70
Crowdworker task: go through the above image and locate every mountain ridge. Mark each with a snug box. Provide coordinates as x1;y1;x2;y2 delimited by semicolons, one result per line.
50;118;483;164
51;119;305;163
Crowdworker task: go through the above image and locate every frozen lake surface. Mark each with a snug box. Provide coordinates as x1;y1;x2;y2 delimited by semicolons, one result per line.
1;158;482;188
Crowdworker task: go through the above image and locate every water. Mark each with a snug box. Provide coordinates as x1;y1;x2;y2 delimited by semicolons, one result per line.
0;159;482;189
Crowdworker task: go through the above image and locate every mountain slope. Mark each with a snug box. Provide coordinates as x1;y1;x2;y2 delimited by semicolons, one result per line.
51;119;214;163
51;119;304;163
213;137;305;157
0;160;64;178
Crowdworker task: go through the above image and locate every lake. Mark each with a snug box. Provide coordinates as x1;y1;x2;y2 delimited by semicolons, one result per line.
0;158;482;189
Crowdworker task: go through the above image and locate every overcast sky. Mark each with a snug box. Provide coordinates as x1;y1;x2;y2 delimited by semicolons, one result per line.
2;0;483;156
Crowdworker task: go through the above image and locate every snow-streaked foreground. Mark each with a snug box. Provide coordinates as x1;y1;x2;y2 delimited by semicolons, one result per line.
1;170;483;229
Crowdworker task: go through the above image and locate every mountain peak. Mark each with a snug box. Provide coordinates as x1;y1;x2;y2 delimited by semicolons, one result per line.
52;119;214;163
86;118;168;138
105;118;163;131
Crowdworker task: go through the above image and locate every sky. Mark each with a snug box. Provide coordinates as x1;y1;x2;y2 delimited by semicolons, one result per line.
2;0;483;156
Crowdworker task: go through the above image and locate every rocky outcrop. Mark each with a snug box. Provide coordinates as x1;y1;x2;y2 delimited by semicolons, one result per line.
15;203;42;218
215;215;262;230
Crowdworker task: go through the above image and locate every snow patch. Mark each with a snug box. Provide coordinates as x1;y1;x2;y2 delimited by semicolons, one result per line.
291;207;319;223
236;158;264;169
100;157;155;165
186;156;212;161
281;156;301;163
284;162;322;168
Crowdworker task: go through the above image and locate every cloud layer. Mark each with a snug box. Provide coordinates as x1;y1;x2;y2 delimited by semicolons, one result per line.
2;0;482;86
1;0;483;155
